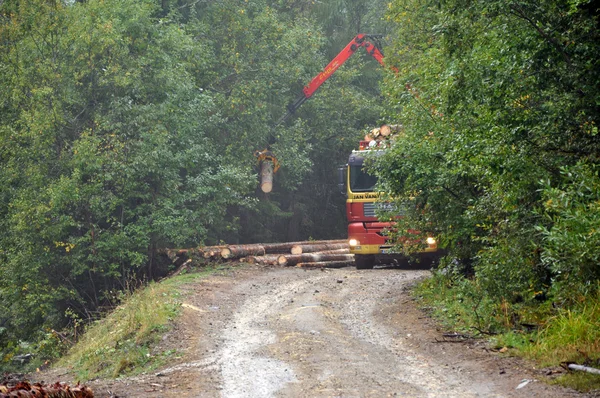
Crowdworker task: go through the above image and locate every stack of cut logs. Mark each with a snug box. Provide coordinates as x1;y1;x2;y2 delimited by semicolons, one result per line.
0;382;94;398
167;239;353;269
363;124;403;146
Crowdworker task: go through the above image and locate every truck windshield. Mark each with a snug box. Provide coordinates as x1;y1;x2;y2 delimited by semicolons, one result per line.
349;165;378;192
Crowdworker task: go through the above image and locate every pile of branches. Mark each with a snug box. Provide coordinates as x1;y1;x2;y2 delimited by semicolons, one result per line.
166;239;354;272
0;382;93;398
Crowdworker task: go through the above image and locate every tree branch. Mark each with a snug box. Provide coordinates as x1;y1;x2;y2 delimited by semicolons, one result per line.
508;4;571;66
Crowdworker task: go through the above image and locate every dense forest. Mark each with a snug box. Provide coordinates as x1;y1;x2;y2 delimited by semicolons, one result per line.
1;0;599;371
0;0;388;365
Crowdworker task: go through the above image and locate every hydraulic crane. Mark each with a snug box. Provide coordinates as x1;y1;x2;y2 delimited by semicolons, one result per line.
257;34;389;192
277;33;386;125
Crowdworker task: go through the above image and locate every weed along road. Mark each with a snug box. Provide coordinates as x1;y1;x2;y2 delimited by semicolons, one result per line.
82;266;578;397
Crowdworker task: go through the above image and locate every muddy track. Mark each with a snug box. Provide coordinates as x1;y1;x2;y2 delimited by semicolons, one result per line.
43;266;583;397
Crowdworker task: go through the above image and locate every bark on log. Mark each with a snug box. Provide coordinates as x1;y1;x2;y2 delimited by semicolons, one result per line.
307;248;349;255
161;248;204;267
262;239;346;253
0;382;94;398
217;240;347;259
170;259;192;277
290;243;349;255
278;253;354;266
244;254;281;265
221;245;266;259
260;160;274;193
296;260;354;268
202;246;226;259
568;364;600;375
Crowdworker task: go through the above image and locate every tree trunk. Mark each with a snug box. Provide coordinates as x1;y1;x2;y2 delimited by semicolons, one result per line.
310;248;349;255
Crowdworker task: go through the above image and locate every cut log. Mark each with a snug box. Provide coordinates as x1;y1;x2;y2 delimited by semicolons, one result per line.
379;124;391;136
296;260;354;268
263;239;346;253
202;246;226;259
260;160;274;193
278;253;354;266
218;239;347;258
244;254;281;265
161;248;204;267
221;245;266;259
163;248;198;262
290;243;349;255
307;248;349;255
170;259;192;277
0;382;94;398
568;364;600;375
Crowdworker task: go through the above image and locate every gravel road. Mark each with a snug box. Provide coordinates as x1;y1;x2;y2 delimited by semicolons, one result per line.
49;265;583;397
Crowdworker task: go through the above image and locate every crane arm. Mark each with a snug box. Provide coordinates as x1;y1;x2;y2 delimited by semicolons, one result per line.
303;34;385;99
277;34;386;125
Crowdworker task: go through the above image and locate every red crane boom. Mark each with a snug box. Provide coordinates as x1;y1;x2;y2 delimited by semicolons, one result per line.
277;34;386;125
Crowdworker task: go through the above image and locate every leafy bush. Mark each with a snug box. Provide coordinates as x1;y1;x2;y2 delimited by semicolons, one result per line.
538;162;600;304
474;235;547;304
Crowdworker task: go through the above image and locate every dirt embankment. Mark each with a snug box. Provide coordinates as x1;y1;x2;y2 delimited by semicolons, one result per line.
37;266;587;397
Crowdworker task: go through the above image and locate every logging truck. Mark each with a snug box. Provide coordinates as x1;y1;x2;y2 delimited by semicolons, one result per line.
338;125;441;269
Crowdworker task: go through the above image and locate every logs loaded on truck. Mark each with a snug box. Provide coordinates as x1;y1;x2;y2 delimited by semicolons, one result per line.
165;239;354;271
338;125;443;269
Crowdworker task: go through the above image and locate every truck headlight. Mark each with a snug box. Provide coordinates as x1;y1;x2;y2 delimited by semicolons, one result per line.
349;239;359;247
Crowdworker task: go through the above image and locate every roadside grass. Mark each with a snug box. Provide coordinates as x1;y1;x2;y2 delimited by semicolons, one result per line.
414;272;600;392
56;264;231;380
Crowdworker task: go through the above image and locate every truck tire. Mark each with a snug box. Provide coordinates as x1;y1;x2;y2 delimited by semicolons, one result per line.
355;254;375;270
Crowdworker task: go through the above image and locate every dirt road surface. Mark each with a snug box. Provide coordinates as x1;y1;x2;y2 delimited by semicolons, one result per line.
43;265;585;397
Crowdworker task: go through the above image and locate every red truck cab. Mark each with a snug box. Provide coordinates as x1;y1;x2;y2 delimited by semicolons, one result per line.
340;143;440;269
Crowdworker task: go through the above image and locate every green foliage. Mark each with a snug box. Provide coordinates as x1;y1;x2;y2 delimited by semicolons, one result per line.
414;270;505;335
380;0;600;389
377;0;600;304
417;274;600;391
474;237;543;303
527;293;600;366
0;0;390;369
0;0;258;368
498;291;600;392
538;163;600;304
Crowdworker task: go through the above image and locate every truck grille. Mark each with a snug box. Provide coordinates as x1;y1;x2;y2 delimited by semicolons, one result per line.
363;202;376;217
363;202;400;218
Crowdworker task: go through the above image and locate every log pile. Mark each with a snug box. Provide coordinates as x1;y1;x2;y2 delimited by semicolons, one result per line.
0;382;93;398
168;239;353;270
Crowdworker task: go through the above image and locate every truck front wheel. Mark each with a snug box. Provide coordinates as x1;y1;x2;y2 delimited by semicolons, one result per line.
355;254;375;270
